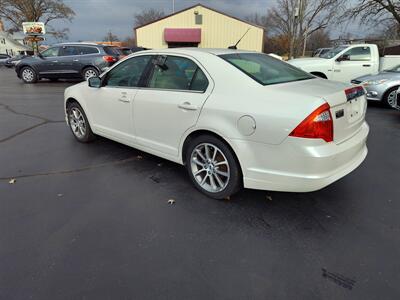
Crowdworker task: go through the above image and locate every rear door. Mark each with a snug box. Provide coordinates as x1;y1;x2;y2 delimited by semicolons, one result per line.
133;55;213;157
58;46;80;76
333;46;374;82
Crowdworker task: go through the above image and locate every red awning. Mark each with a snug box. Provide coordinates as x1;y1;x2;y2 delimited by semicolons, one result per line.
164;28;201;43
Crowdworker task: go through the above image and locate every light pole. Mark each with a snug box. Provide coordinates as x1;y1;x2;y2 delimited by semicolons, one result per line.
172;0;175;13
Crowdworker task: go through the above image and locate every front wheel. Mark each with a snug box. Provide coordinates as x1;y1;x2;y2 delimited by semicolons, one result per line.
20;66;38;83
383;86;399;108
82;67;99;81
185;135;242;199
67;102;96;143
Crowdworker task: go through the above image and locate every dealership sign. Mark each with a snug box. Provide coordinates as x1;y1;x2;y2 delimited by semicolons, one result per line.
22;22;46;35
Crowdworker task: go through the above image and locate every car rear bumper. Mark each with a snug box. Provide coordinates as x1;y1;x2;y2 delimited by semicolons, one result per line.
233;121;369;192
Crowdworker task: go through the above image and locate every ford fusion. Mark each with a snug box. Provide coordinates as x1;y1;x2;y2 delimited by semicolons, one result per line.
64;49;369;199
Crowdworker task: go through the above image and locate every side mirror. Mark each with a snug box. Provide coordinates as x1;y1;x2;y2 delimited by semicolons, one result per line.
88;77;101;88
337;54;350;62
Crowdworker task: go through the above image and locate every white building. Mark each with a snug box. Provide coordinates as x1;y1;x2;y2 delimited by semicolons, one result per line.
0;20;31;56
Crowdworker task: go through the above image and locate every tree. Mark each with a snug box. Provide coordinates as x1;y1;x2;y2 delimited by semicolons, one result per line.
266;0;345;58
103;30;119;44
0;0;74;38
345;0;400;26
306;28;331;51
134;8;164;28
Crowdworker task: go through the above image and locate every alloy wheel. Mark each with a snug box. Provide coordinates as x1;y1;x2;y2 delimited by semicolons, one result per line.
68;107;86;138
84;69;97;80
190;143;230;193
22;68;34;82
387;90;397;108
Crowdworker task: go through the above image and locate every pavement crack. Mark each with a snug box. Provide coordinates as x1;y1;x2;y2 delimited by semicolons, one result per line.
0;120;65;143
0;157;138;181
0;101;65;143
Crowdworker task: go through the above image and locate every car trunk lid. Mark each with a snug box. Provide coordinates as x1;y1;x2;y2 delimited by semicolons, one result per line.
284;78;367;144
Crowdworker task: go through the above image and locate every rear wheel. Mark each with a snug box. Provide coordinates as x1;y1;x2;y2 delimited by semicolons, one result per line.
382;86;399;108
67;102;96;143
82;67;99;81
20;66;38;83
185;135;242;199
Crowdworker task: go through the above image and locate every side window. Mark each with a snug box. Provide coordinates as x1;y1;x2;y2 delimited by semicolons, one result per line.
41;47;59;57
344;47;371;61
60;46;78;56
104;55;151;87
190;68;209;92
77;46;99;55
148;56;198;91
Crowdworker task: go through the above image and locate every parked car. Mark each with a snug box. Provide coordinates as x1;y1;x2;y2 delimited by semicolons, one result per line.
4;54;29;68
0;54;11;66
351;64;400;107
15;43;120;83
312;48;332;57
64;48;369;199
289;44;400;83
117;46;148;57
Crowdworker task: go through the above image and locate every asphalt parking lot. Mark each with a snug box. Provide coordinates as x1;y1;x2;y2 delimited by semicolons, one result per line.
1;67;400;300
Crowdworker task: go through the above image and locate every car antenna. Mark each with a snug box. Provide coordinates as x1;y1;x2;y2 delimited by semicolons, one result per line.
228;28;251;50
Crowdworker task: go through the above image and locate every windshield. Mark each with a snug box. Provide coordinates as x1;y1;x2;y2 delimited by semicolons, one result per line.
220;53;314;86
320;46;348;59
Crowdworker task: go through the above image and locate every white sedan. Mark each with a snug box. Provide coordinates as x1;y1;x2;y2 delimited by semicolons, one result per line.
64;48;369;199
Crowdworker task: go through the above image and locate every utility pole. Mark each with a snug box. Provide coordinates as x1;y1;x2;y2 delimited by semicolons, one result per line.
302;27;308;57
290;0;300;59
172;0;175;13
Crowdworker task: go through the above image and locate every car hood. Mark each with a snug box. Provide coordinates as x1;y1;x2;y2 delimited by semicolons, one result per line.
354;71;400;82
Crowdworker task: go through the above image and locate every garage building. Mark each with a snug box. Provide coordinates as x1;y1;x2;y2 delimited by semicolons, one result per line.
135;4;265;52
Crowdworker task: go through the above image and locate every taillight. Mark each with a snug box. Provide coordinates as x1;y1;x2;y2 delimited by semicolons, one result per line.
289;103;333;143
103;55;117;63
345;86;365;101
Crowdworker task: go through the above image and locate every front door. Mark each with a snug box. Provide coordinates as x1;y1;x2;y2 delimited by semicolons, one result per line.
134;55;212;157
333;46;374;82
85;55;152;144
37;46;60;75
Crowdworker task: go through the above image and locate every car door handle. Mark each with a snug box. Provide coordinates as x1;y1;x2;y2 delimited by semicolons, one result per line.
52;60;58;63
363;64;371;67
118;98;130;103
178;102;198;111
73;59;79;62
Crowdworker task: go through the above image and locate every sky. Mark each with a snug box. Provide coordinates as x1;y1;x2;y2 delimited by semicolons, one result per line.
49;0;364;42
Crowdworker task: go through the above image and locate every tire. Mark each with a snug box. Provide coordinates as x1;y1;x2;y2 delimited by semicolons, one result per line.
66;102;96;143
382;86;399;108
20;66;38;83
82;67;99;81
185;134;242;199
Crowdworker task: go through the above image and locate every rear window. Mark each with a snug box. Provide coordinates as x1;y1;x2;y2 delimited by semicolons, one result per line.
77;46;99;55
220;53;314;86
103;46;120;56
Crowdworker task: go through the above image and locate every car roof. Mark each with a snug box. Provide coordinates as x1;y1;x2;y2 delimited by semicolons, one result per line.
137;48;259;56
52;42;110;47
